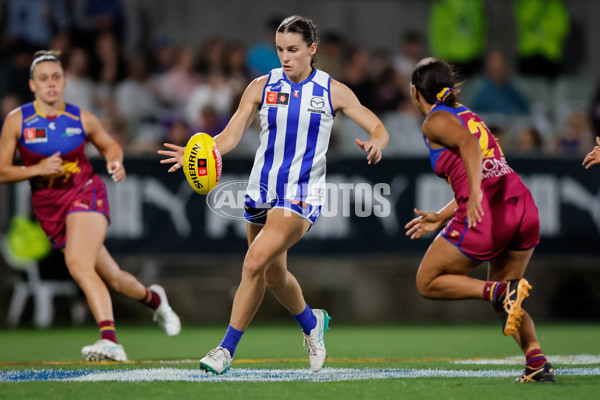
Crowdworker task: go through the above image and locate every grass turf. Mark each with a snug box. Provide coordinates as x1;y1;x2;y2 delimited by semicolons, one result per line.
1;323;599;399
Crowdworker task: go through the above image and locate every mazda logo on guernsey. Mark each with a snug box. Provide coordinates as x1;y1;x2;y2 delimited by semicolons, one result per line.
206;180;279;220
310;97;325;109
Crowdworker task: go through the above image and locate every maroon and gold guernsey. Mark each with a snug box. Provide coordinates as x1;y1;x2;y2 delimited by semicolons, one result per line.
423;103;539;260
424;102;529;204
17;101;109;248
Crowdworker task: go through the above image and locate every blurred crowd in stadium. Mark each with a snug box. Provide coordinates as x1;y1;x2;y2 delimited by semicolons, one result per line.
0;0;598;160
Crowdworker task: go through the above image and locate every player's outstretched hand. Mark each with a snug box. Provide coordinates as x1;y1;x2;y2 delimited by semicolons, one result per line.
158;143;185;173
355;138;383;165
582;136;600;169
107;160;126;182
405;208;444;239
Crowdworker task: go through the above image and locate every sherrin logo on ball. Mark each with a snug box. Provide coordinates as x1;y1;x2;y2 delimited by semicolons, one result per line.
183;133;222;195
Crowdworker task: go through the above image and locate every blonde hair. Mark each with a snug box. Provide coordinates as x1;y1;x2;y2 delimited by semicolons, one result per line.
30;50;63;78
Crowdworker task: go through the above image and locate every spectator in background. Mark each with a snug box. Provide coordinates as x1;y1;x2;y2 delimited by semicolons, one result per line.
152;45;201;113
341;46;376;111
551;112;594;156
71;0;127;51
514;126;544;156
371;48;404;114
514;0;569;80
185;73;233;129
63;47;98;115
428;0;487;77
162;120;192;148
222;41;251;98
315;32;345;81
246;16;282;77
5;0;70;48
470;51;530;116
150;35;178;74
393;30;427;94
589;81;600;138
0;94;21;126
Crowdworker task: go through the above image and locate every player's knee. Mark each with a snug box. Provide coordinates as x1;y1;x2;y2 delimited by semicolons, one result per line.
415;273;435;299
64;257;93;284
242;253;268;280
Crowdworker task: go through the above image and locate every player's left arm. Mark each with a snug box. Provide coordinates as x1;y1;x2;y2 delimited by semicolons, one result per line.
423;112;483;227
82;109;125;182
330;80;389;164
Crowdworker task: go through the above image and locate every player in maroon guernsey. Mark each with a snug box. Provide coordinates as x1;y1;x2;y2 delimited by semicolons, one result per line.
0;51;180;361
405;58;554;383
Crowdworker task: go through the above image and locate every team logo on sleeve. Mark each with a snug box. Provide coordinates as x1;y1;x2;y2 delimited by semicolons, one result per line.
24;128;48;143
266;91;289;106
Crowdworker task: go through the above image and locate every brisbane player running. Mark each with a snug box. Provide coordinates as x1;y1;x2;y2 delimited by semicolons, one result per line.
405;58;554;383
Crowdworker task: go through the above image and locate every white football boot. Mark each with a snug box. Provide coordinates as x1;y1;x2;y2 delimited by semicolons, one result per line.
303;309;331;372
81;339;128;362
149;284;181;336
199;346;232;374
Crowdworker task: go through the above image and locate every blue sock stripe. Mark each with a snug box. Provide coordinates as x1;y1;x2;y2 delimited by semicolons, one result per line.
492;283;500;302
220;325;244;357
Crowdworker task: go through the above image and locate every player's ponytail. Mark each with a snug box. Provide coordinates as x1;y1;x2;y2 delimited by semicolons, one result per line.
411;57;458;107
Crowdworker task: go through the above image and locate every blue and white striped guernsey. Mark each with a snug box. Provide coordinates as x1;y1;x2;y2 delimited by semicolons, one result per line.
246;67;335;206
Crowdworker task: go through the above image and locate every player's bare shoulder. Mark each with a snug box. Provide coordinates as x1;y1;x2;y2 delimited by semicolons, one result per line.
1;107;24;138
329;79;357;113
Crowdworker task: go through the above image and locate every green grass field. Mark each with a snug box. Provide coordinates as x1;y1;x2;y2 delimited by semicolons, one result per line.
1;323;599;399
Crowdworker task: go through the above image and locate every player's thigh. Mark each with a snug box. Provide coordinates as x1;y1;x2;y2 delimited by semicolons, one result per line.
64;211;108;267
245;208;310;269
488;248;534;281
417;234;481;283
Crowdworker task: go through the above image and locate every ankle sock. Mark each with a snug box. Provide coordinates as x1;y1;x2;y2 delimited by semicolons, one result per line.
294;304;317;335
220;325;244;357
99;320;117;343
483;281;507;302
142;288;161;310
526;348;547;369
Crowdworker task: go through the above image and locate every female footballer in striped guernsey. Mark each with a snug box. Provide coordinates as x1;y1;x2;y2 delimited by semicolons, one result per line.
159;15;389;374
405;58;554;382
0;51;181;362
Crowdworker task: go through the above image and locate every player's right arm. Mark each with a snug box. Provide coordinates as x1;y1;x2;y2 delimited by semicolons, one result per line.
213;76;265;155
157;76;265;171
405;199;457;239
0;109;63;183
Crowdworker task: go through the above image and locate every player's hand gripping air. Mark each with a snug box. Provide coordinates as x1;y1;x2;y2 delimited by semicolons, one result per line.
157;143;185;173
582;136;600;169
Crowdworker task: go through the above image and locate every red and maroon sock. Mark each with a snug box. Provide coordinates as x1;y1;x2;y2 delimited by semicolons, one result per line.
483;281;507;302
526;348;547;369
99;320;117;343
141;288;161;310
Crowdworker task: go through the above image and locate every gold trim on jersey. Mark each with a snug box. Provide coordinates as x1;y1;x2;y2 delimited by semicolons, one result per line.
32;101;80;121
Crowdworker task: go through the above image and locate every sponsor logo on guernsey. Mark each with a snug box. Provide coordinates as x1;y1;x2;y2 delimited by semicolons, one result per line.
482;156;514;179
62;127;83;137
24;128;48;143
293;90;300;98
266;91;289;106
308;96;326;114
49;122;56;130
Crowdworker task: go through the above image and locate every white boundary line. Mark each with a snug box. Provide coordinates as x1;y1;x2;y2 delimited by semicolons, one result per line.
1;367;600;383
